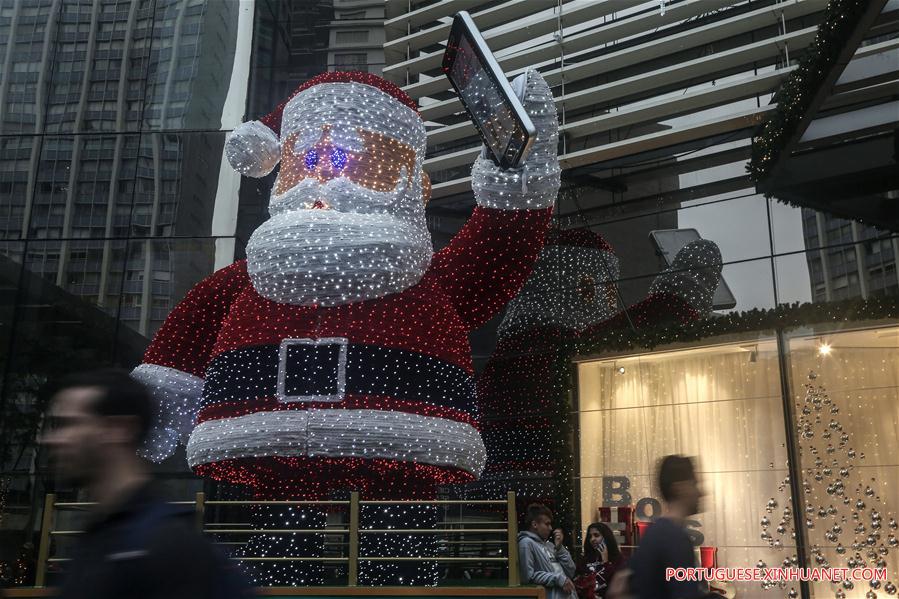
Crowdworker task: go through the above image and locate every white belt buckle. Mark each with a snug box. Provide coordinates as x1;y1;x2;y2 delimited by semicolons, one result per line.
277;337;348;403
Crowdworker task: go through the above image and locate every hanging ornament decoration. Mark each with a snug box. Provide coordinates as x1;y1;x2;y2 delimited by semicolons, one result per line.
757;372;897;597
131;69;561;584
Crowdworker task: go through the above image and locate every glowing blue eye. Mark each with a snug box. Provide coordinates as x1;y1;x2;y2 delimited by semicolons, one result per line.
330;147;347;171
304;149;318;170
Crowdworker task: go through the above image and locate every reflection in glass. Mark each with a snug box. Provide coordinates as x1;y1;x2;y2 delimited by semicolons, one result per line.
23;135;139;240
143;0;241;131
44;0;153;135
0;137;36;240
121;237;215;337
0;240;129;506
577;339;790;598
800;211;899;303
134;132;225;237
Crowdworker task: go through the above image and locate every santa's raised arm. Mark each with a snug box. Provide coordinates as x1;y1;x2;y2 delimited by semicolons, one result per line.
132;70;560;498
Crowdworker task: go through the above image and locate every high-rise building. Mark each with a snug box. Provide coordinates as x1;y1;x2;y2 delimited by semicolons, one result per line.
0;0;240;336
803;209;899;301
328;0;385;74
0;0;245;567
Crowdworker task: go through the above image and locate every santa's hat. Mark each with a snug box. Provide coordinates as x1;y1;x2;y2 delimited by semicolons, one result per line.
497;226;621;338
225;71;426;178
544;226;615;255
542;226;620;305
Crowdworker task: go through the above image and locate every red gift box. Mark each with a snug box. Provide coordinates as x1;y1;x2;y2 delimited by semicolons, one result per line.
596;506;636;545
700;546;718;569
635;520;652;544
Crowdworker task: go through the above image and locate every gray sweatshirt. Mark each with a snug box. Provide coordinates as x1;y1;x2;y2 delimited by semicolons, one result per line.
517;531;577;599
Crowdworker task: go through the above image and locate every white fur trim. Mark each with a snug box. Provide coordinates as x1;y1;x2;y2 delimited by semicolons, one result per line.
132;364;205;462
186;409;486;475
225;120;281;178
283;82;425;156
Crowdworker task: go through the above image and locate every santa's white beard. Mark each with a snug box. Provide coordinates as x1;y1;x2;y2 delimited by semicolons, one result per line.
246;194;433;307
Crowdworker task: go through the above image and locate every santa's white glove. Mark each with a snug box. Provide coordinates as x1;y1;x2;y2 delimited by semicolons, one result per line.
649;239;723;314
131;364;205;462
471;69;561;210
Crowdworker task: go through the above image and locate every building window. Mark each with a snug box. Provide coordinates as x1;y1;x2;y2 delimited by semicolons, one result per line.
334;53;367;71
335;30;368;44
339;11;366;19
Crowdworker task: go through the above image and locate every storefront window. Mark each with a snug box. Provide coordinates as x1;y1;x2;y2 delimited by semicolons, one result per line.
577;336;791;596
575;321;899;598
785;325;899;598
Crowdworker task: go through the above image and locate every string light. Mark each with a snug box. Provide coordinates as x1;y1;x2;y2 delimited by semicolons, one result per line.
232;505;327;587
470;228;722;528
748;0;869;187
358;505;439;586
133;69;561;584
758;371;897;595
646;240;721;314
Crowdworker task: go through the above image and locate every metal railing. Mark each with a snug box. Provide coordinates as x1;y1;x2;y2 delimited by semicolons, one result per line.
35;491;520;588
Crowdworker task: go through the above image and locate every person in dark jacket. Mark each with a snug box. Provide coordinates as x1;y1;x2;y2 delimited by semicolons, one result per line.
42;369;249;599
575;522;624;599
627;455;720;599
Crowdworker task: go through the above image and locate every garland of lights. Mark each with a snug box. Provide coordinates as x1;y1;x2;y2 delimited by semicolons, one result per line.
134;69;561;585
577;296;899;356
747;0;869;186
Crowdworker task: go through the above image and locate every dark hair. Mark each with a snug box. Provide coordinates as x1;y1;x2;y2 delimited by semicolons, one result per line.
583;522;621;563
658;454;697;502
524;503;553;528
48;369;154;446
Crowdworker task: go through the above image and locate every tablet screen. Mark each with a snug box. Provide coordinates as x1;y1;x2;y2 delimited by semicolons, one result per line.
448;32;517;163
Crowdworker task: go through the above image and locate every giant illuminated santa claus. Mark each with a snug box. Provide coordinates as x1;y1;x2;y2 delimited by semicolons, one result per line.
131;70;561;503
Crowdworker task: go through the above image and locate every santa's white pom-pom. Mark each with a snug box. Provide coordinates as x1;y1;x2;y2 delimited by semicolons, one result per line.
225;120;281;178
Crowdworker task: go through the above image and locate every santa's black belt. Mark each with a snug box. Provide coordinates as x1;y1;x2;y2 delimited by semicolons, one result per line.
201;339;476;413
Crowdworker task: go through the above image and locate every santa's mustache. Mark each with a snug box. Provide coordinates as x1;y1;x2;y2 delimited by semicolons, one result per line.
269;171;409;215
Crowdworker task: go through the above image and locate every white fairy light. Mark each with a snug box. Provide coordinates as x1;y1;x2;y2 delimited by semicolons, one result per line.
648;239;723;313
133;68;562;585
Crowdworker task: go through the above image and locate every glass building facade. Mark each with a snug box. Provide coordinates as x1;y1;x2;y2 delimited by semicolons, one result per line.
0;0;249;580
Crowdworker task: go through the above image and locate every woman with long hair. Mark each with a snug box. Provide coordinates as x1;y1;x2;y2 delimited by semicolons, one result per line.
575;522;624;599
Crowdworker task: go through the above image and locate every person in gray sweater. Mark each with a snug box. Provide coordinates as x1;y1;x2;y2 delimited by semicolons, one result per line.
518;504;577;599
